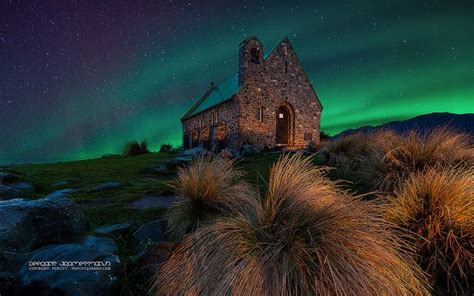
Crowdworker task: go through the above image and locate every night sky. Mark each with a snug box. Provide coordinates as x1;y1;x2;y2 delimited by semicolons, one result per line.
1;0;473;164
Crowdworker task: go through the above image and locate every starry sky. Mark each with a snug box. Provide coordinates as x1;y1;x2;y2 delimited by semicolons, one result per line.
1;0;473;164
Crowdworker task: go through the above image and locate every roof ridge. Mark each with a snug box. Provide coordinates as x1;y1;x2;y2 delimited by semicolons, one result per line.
180;83;216;120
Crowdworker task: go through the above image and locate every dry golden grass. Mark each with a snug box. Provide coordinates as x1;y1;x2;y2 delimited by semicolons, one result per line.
165;156;253;241
154;154;429;296
354;127;473;192
317;132;369;167
386;166;474;295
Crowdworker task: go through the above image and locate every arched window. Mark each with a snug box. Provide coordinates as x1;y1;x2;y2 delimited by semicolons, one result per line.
250;47;260;64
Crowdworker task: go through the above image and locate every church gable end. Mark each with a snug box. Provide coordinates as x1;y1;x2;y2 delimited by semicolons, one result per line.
181;36;322;151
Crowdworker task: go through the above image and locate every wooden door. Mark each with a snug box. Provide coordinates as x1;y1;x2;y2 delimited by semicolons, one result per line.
276;106;289;145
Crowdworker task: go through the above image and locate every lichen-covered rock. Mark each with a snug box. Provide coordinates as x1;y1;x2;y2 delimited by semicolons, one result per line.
0;195;86;268
18;236;121;296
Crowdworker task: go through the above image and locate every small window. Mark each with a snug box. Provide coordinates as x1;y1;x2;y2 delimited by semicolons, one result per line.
250;47;260;64
256;106;264;122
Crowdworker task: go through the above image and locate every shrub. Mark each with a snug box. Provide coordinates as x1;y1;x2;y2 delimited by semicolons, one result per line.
316;132;371;167
154;154;429;295
320;130;331;140
386;166;474;295
159;144;172;153
123;140;149;157
165;156;253;241
357;127;474;192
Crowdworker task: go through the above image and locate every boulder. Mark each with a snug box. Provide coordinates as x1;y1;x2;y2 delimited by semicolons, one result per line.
240;144;261;156
0;185;20;200
165;156;193;169
93;181;124;191
306;141;318;153
95;223;131;235
218;148;241;159
130;195;183;210
0;171;10;183
178;147;210;158
151;164;172;175
133;220;165;245
134;241;176;279
52;180;69;187
45;189;75;200
10;181;34;191
0;195;86;270
18;236;121;296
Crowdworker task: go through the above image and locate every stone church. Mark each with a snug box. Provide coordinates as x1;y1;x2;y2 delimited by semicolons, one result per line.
181;36;323;150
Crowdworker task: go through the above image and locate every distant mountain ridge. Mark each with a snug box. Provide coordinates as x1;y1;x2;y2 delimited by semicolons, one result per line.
334;112;474;138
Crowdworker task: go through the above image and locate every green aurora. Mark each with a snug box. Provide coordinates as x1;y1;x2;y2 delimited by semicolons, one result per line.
1;0;473;164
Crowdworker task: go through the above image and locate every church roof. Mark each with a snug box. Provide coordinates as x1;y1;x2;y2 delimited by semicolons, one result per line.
181;36;321;120
181;73;239;120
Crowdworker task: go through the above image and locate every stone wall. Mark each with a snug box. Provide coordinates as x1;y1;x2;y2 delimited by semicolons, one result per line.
181;98;240;150
181;37;323;150
236;38;322;149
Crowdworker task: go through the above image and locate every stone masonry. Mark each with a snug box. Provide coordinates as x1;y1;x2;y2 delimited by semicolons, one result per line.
181;36;323;150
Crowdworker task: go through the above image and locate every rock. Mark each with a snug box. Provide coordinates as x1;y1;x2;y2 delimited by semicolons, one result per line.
219;148;241;159
0;172;9;183
130;195;183;210
93;181;124;191
0;185;20;200
134;241;176;279
0;195;86;262
151;164;172;175
45;188;75;200
10;181;33;190
165;156;193;169
18;236;121;296
52;180;69;187
95;223;131;235
133;220;165;245
178;147;210;158
306;141;318;153
240;144;261;156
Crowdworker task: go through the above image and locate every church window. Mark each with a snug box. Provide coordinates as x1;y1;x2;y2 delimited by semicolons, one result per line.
250;47;260;64
257;106;264;122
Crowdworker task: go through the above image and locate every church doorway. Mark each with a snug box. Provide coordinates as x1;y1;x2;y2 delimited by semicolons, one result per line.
276;105;291;145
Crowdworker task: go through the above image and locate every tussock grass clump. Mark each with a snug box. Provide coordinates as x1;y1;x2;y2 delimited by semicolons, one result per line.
123;140;149;157
155;154;429;295
357;127;474;192
317;132;370;167
165;157;252;241
386;166;474;295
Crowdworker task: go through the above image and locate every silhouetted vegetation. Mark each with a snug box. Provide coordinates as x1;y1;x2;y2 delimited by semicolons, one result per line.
123;141;149;157
159;144;173;152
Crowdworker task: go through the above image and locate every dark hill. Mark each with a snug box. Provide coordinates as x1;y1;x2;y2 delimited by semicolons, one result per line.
335;112;474;138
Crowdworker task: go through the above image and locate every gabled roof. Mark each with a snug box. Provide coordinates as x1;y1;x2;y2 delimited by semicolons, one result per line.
182;37;322;120
181;74;239;120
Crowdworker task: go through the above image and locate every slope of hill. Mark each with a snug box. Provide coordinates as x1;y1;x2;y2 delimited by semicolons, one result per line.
335;112;474;138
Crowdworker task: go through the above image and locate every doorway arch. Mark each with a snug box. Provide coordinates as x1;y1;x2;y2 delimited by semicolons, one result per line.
275;104;293;145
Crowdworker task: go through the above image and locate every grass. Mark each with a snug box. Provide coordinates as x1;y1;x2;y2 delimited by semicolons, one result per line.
154;154;429;295
385;166;474;295
2;152;281;295
318;127;474;194
165;157;254;240
357;127;474;193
